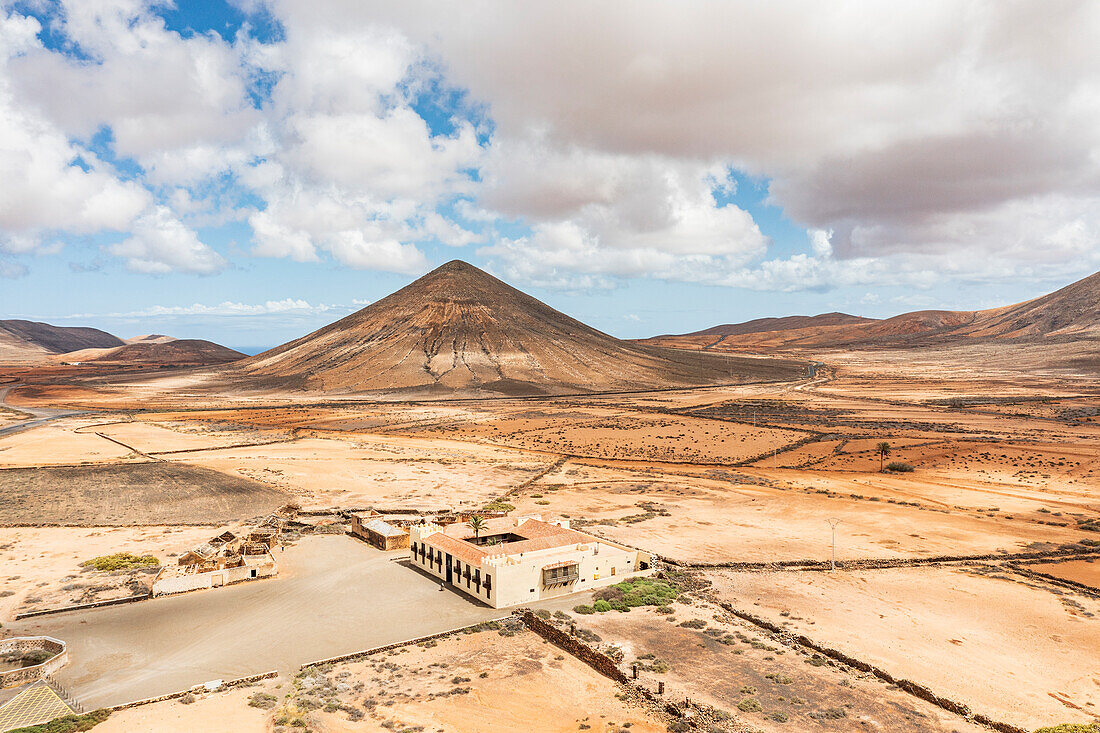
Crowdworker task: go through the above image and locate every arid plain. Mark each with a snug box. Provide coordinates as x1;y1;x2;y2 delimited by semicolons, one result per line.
2;339;1098;732
2;264;1099;732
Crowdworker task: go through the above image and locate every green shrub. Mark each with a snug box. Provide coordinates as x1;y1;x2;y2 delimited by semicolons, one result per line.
80;553;158;572
248;692;278;709
1034;725;1100;733
594;578;678;609
573;604;595;614
7;709;110;733
885;462;914;473
593;600;612;612
737;698;762;713
482;500;515;513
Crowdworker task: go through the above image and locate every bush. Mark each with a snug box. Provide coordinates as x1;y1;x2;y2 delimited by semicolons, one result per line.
737;698;762;713
248;692;278;709
8;710;110;733
884;462;914;473
593;578;678;609
593;600;612;612
481;500;515;513
573;604;595;614
1034;726;1100;733
80;553;159;572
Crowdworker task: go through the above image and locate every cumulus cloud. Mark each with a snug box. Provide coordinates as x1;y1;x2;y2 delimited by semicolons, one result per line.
108;206;226;274
344;0;1100;290
5;0;1100;293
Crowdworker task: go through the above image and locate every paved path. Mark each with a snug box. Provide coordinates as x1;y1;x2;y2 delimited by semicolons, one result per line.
0;386;88;439
7;535;583;708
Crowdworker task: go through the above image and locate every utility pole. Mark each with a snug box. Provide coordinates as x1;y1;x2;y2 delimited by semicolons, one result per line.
826;518;841;571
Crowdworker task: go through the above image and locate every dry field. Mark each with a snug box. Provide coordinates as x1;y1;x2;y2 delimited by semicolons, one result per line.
3;346;1100;730
96;627;668;733
577;595;990;732
707;565;1100;730
0;462;289;525
0;526;218;620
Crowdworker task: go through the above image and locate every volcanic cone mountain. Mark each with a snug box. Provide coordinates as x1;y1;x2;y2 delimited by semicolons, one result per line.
229;261;802;395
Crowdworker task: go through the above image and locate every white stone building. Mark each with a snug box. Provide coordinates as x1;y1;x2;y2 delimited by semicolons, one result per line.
409;516;653;608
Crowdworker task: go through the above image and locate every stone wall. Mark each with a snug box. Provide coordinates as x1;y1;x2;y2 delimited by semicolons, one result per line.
517;612;696;727
713;601;1028;733
107;670;278;711
666;546;1100;572
299;617;512;670
0;636;68;688
14;593;151;620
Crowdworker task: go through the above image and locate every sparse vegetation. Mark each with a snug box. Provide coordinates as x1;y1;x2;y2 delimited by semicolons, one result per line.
590;578;679;612
80;553;159;572
885;461;914;472
6;710;111;733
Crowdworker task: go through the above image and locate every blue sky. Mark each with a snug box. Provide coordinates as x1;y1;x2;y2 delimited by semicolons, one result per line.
2;1;1098;351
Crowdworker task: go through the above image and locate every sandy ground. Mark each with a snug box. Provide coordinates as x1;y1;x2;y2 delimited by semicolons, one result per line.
305;628;668;733
577;598;989;732
0;461;290;525
1029;557;1100;588
0;417;137;466
95;683;270;732
6;535;584;707
97;628;668;733
707;565;1100;729
4;347;1100;729
170;434;555;508
0;526;216;621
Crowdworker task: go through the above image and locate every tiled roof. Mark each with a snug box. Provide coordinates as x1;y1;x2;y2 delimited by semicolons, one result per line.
423;518;596;567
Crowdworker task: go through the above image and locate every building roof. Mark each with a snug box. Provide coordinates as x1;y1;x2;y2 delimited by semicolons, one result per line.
422;517;596;567
363;518;405;537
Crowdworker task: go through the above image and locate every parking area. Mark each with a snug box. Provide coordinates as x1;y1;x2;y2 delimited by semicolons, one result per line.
7;535;585;708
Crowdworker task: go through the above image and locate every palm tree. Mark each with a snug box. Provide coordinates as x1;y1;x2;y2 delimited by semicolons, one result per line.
875;441;891;472
468;515;487;542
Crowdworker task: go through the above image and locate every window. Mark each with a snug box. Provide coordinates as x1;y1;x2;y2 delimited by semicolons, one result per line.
611;567;616;576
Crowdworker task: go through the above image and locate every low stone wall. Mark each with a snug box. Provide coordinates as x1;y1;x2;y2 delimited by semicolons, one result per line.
713;601;1028;733
14;592;152;620
0;636;68;688
518;612;695;726
299;617;513;670
107;670;278;711
667;546;1100;572
1006;561;1100;598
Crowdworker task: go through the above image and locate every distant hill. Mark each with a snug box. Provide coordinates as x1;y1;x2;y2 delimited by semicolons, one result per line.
674;313;876;339
644;270;1100;351
0;319;123;363
60;339;245;366
224;260;804;395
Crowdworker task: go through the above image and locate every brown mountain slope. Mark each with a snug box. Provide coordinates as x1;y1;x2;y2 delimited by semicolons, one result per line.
225;260;803;395
685;312;875;339
0;320;123;363
954;270;1100;339
60;339;244;366
646;269;1100;351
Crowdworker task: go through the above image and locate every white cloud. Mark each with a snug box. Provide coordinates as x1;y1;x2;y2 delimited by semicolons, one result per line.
340;0;1100;290
70;298;347;318
5;0;1100;293
108;206;226;274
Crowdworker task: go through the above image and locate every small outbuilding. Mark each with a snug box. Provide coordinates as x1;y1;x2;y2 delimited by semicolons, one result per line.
349;513;409;551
